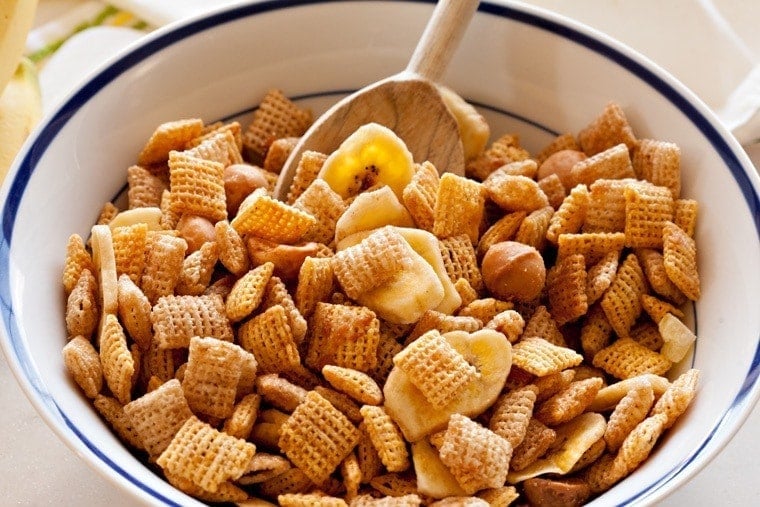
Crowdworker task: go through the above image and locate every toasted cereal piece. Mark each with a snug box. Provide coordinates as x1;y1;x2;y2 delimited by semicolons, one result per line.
243;89;312;164
157;415;256;492
360;405;410;473
630;321;665;351
508;418;558;472
225;262;274;322
314;385;363;424
294;179;347;244
533;369;576;403
604;381;655;452
662;221;700;300
577;102;637;156
279;390;360;485
600;253;647;337
497;158;538;178
673;198;698;237
220;393;261;440
261;274;308;344
547;253;588;326
111;223;148;285
633;139;681;197
439;414;512;494
306;303;380;372
569;437;607;473
511;336;583;377
138;118;204;166
232;188;316;243
140;232;187;303
353;494;422;506
139;338;177;388
437;234;483;291
63;234;94;294
466;133;531;181
355;423;384;484
66;269;99;339
611;412;668;480
263;136;298;174
258;470;315;501
256;373;308;412
580;304;613;359
584;452;626;494
515;205;554;251
571;144;636;186
167;150;227;221
402;161;440;231
406;309;482;344
582;178;634;233
158;189;180;230
624;182;674;249
99;314;135;405
239;305;300;373
536;132;580;164
452;278;479;310
650;368;700;429
369;332;405;386
636;248;686;304
62;335;103;398
93;395;144;449
535;377;604;426
95;203;120;227
477;486;520;507
522;305;564;347
476;211;526;258
537;173;567;209
122;378;193;459
592;338;672;379
340;451;362;500
557;232;625;266
323;365;383;406
194;120;242;151
489;385;539;448
585;250;619;305
295;256;335;317
186;129;241;166
546;184;589;244
432;173;486;243
237;452;291;485
286;150;328;204
182;336;249;418
393;330;479;409
212;220;249;276
458;297;513;323
177;242;218;296
166;472;248;503
151;294;233;349
485;309;524;343
278;493;348;507
483;171;549;213
127;165;166;209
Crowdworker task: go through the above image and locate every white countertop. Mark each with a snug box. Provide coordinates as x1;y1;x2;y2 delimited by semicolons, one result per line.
2;1;760;505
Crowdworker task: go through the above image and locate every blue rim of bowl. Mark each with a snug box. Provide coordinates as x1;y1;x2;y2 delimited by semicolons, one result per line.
1;0;759;505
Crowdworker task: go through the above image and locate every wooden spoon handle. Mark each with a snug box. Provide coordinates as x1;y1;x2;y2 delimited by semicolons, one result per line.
405;0;480;82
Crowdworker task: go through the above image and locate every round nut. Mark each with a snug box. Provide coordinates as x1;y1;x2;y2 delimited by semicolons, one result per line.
176;215;216;253
481;241;546;302
246;237;323;281
537;149;587;189
224;163;269;216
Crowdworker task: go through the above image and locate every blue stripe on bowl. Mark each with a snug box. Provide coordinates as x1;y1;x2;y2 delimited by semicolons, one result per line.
1;0;758;505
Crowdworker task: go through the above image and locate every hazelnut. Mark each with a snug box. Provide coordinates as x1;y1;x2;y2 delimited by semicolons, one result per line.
246;237;322;281
224;163;269;216
481;241;546;302
537;149;587;189
176;215;216;253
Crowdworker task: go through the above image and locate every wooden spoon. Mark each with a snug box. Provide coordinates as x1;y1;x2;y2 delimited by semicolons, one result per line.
274;0;480;201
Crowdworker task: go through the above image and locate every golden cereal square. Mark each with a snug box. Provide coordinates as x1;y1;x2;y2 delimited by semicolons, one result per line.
546;184;589;244
99;314;135;405
286;150;328;204
293;178;348;244
673;198;698;237
515;205;554;251
438;234;483;292
557;232;626;266
127;165;166;209
592;338;672;379
140;232;187;303
511;336;583;376
583;178;636;233
402;161;440;231
662;221;700;300
483;171;549;213
168;150;227;221
600;253;648;338
157;415;256;492
243;89;313;164
466;133;530;181
577;102;637;156
633;139;681;197
231;188;316;244
433;173;486;243
263;136;298;174
278;391;361;485
476;211;526;257
151;294;233;349
306;303;380;372
138;118;204;166
238;305;301;374
624;182;674;249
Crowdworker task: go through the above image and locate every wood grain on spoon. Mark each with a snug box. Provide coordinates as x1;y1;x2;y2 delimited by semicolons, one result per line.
274;0;480;201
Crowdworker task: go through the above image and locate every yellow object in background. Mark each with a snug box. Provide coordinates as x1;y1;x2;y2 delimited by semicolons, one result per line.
0;0;38;94
0;57;42;181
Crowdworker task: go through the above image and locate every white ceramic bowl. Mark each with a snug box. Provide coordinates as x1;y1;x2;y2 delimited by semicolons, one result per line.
2;1;760;505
